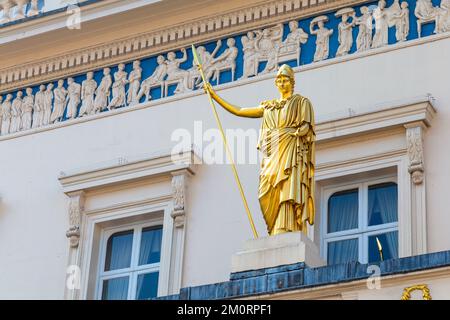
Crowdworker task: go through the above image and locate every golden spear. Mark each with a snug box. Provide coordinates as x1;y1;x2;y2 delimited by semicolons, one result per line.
376;237;384;261
191;45;259;239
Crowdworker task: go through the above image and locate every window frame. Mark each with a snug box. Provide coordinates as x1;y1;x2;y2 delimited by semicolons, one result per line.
96;219;163;300
321;174;399;264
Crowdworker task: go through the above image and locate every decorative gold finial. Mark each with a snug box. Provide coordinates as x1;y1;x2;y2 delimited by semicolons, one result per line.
276;64;295;80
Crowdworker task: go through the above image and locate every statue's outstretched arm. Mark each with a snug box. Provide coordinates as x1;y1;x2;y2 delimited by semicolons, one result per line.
205;83;263;118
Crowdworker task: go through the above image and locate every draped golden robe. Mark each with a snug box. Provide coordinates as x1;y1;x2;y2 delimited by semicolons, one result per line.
257;94;315;235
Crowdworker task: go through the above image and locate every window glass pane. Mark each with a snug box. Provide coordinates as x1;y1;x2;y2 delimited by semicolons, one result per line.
102;276;129;300
368;231;398;263
105;230;133;271
139;226;163;266
368;182;398;226
136;272;159;300
327;238;359;264
328;189;359;233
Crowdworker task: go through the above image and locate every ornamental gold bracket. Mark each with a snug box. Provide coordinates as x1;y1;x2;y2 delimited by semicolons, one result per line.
401;284;432;300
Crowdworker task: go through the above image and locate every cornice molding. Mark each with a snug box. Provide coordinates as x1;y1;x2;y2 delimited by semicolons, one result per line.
249;265;450;300
0;0;369;92
58;148;200;193
316;98;437;143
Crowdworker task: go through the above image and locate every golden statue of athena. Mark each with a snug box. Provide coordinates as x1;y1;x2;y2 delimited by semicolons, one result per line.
204;64;316;236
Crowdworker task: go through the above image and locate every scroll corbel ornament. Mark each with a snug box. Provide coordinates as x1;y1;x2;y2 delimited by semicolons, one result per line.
66;191;85;248
401;284;432;300
406;125;425;185
171;174;187;228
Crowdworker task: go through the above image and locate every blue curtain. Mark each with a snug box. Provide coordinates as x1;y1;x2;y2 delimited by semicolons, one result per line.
328;189;359;233
105;230;133;271
102;277;129;300
136;272;159;300
327;238;359;264
139;227;162;266
368;183;398;226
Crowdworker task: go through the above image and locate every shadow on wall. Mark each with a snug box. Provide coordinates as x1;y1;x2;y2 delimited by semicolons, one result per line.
0;195;6;218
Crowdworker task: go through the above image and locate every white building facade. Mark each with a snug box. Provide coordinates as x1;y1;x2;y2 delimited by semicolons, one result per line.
0;0;450;300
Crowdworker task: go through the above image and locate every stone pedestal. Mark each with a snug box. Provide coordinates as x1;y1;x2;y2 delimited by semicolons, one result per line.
231;231;325;273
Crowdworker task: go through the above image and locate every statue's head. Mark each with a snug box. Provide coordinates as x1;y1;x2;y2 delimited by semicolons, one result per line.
87;71;94;79
167;52;176;61
157;55;165;64
227;38;235;47
17;90;23;98
289;21;298;31
275;64;295;94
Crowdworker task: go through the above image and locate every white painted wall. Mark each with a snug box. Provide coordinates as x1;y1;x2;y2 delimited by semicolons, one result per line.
0;35;449;299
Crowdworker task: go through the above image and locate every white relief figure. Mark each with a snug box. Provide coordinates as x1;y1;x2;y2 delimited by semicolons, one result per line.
207;38;238;83
355;6;373;52
94;68;112;113
310;15;334;62
28;0;40;16
42;83;54;126
21;88;34;131
241;31;258;79
127;61;142;106
372;0;389;48
165;48;191;94
14;1;27;20
283;21;309;46
415;0;440;34
66;77;81;119
32;85;46;129
136;55;168;102
256;24;284;74
386;0;402;25
79;72;97;117
336;8;356;57
51;80;67;123
278;21;309;65
189;40;222;87
436;0;450;33
0;4;11;24
10;91;23;134
1;94;12;136
392;2;410;42
108;64;128;110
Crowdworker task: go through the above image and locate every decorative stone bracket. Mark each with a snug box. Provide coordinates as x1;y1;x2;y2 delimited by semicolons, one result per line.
66;191;85;248
171;173;188;229
406;124;426;185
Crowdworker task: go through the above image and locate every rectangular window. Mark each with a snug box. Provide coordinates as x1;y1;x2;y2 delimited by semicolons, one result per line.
323;177;398;265
97;224;163;300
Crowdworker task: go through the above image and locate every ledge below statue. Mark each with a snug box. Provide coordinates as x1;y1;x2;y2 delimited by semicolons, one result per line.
231;232;325;274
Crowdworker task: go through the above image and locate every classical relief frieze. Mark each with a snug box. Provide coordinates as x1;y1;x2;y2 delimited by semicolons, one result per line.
0;0;448;139
0;0;370;91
